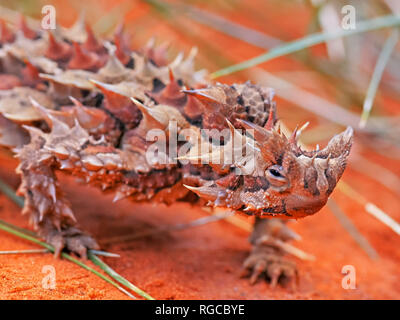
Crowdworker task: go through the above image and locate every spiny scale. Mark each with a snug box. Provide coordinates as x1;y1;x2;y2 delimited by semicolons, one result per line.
0;15;357;287
0;14;353;257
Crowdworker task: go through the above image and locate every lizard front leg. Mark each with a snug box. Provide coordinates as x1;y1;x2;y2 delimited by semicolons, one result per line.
241;217;298;287
17;130;99;258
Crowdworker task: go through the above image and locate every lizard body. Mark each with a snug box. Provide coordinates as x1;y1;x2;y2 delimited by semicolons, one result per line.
0;15;353;286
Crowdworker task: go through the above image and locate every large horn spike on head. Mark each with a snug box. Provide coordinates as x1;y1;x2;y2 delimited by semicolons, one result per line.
317;126;353;185
264;106;275;131
238;118;293;164
289;125;298;145
316;126;353;159
237;119;270;143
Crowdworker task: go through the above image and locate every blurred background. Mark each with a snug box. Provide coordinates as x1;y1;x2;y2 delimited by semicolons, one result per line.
0;0;399;299
1;0;399;148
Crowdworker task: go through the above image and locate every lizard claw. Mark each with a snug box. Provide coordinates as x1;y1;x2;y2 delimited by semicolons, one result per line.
241;244;298;288
41;225;99;259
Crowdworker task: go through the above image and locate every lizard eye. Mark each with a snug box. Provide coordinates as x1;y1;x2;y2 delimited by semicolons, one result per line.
265;165;288;188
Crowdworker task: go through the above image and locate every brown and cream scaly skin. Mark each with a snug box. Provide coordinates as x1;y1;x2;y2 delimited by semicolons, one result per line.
0;15;353;286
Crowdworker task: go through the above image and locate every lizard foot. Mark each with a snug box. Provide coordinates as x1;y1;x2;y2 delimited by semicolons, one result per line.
241;243;297;288
40;225;100;259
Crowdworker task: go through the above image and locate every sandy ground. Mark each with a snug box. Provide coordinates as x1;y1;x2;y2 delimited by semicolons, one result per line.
0;149;399;299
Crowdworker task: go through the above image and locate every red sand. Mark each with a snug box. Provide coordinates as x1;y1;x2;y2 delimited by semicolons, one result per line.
0;148;399;300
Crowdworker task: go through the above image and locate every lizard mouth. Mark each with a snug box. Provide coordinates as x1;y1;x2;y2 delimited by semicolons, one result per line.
284;194;328;218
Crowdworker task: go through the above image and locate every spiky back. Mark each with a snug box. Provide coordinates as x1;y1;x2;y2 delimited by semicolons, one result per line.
0;16;353;219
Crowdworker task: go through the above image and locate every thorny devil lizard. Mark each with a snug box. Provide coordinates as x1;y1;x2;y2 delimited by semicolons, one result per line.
0;15;353;287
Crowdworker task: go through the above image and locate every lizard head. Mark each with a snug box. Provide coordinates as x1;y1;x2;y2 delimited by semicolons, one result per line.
237;119;353;218
185;121;353;219
182;84;353;219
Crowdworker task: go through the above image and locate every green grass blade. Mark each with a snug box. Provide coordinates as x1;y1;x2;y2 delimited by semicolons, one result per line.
0;178;24;208
0;249;49;255
90;249;120;258
210;14;400;79
0;220;136;299
63;253;137;299
0;221;51;250
359;29;399;128
0;177;154;299
88;252;155;300
0;218;37;237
